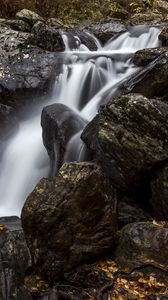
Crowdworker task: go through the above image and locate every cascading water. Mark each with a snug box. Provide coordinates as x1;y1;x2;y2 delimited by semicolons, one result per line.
0;25;160;216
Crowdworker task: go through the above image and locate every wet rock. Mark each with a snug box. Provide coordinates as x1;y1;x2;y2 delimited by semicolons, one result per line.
16;9;44;26
115;222;168;268
41;104;87;178
81;20;126;45
0;104;18;139
150;164;168;219
0;216;32;300
133;47;167;66
159;26;168;46
0;19;31;32
0;24;31;56
65;29;98;51
0;21;64;108
131;51;168;98
0;47;58;108
21;162;117;284
82;94;168;191
31;22;65;52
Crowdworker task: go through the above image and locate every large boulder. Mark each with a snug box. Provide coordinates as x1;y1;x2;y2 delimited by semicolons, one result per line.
0;24;64;108
0;216;32;300
133;47;167;67
0;47;58;108
41;104;87;178
150;164;168;219
82;94;168;191
115;222;168;268
21;162;117;284
16;9;44;26
31;22;65;52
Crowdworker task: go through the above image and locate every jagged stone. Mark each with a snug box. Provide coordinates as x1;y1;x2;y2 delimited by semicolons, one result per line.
82;94;168;191
21;162;117;284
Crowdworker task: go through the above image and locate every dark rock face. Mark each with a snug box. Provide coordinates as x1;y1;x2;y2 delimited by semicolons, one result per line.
159;26;168;46
133;47;167;66
82;94;168;191
115;222;168;268
21;162;117;284
0;24;64;108
31;22;65;52
131;51;168;98
64;29;98;51
41;104;87;178
81;20;126;45
0;104;18;139
150;164;168;219
0;19;31;32
0;216;32;300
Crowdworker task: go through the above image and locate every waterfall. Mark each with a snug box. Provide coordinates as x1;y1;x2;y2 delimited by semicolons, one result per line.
0;25;160;217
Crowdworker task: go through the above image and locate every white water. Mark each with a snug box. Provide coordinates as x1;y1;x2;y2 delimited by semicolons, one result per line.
0;26;160;216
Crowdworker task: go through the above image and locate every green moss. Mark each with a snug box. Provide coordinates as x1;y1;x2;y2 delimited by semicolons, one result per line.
0;0;167;25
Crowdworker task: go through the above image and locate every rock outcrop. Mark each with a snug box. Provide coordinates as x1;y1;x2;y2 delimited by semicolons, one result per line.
21;162;117;284
82;94;168;191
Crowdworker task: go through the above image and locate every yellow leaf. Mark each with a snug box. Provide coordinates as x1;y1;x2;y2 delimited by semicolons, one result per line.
0;224;5;231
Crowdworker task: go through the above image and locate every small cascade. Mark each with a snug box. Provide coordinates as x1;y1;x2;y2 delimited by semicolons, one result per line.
0;25;160;216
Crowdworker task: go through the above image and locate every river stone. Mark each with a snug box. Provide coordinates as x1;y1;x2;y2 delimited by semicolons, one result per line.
133;47;167;66
0;216;31;300
16;9;44;26
82;93;168;191
41;104;87;178
21;162;117;284
150;164;168;219
115;222;168;268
